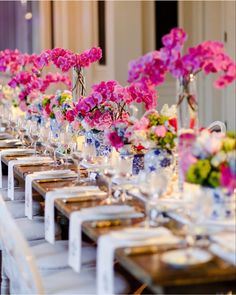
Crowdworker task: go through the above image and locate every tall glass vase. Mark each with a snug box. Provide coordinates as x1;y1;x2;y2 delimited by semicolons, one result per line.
176;74;198;192
176;74;198;133
72;67;86;102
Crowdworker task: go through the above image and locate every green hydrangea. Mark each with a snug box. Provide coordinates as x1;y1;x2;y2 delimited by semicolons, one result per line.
222;137;236;152
186;159;211;185
42;97;50;107
227;131;236;139
208;171;220;188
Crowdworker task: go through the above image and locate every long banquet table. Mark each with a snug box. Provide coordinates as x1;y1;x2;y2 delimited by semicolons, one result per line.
1;153;236;294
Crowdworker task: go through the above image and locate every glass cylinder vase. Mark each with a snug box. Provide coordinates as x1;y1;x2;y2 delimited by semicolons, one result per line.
176;74;198;192
176;74;198;133
72;67;86;102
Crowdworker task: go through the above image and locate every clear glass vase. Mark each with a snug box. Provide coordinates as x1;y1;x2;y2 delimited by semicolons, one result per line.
72;67;86;102
176;74;198;133
176;74;198;192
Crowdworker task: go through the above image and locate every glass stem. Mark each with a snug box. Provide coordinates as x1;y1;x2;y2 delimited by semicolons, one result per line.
107;178;112;204
34;142;37;156
77;165;81;182
145;202;150;228
53;149;57;164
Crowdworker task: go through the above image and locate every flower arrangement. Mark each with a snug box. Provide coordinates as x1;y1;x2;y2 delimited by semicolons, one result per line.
128;27;236;89
73;79;158;133
106;104;177;152
37;47;102;98
41;90;73;121
185;130;236;193
128;28;236;131
8;71;71;112
0;49;38;75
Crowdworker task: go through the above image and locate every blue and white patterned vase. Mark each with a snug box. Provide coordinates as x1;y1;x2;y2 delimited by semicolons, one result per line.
85;130;111;157
132;154;144;175
206;188;235;219
144;148;174;173
119;144;144;175
50;118;61;138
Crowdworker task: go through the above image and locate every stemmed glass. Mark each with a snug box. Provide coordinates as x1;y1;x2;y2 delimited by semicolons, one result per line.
138;171;168;227
39;125;50;155
184;189;214;247
17;117;27;146
29;122;40;156
115;154;134;202
48;131;60;166
98;154;118;205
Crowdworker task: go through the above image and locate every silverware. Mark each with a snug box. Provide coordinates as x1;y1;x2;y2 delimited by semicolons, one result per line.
36;177;77;183
124;242;184;256
62;192;107;203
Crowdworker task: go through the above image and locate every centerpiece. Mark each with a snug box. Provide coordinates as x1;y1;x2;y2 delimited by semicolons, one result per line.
184;130;236;218
72;79;157;157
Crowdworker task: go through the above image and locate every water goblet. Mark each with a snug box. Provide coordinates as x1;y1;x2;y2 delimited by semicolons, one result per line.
49;131;60;166
139;171;168;227
29;122;40;156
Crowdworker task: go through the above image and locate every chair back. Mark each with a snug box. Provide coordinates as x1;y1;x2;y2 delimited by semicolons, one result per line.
0;193;44;294
207;121;226;133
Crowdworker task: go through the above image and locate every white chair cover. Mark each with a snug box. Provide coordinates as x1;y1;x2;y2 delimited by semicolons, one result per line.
0;193;45;294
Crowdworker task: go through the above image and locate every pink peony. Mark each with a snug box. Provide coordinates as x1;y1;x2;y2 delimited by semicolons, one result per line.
220;165;236;193
65;109;75;122
133;117;149;131
107;132;124;150
155;125;167;137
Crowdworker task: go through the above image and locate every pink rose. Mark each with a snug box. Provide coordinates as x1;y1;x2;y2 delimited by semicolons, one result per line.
133;117;149;130
65;109;75;122
107;132;124;150
155;125;167;137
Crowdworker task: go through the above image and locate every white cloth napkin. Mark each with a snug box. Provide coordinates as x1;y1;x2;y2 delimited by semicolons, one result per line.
0;148;34;188
68;205;144;273
25;169;77;219
210;232;236;265
0;139;22;147
97;227;180;295
45;186;103;244
8;156;52;200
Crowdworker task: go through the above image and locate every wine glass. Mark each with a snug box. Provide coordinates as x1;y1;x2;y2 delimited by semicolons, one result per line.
48;131;60;166
138;171;168;227
184;188;214;247
39;126;50;155
29;122;40;156
99;155;118;205
115;154;134;202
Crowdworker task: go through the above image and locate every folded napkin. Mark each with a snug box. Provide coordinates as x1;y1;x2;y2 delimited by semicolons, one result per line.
25;169;77;219
45;186;103;244
112;176;137;186
8;156;52;200
97;227;180;295
211;232;236;252
80;159;107;170
201;218;236;232
68;205;144;273
0;148;34;188
0;133;12;140
210;233;236;265
0;139;22;147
